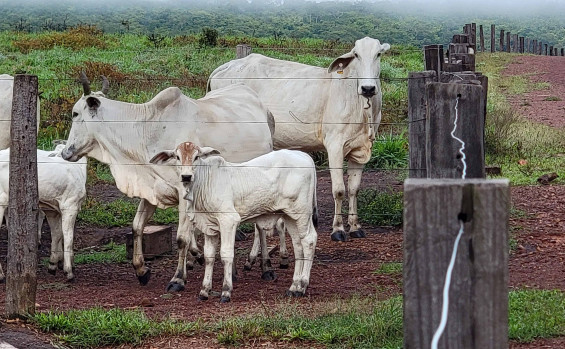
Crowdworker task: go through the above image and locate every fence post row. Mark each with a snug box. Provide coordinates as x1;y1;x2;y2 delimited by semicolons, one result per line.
236;44;252;59
403;178;510;349
5;75;39;319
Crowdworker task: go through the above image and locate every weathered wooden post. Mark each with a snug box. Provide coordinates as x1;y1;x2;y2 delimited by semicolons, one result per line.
479;25;484;52
426;81;486;179
538;42;543;55
519;37;524;53
5;74;39;319
544;44;548;55
408;71;436;178
490;24;496;52
424;45;443;81
505;32;510;53
533;40;537;54
561;48;564;56
499;29;505;51
236;44;252;59
513;34;518;52
549;45;554;56
403;178;509;349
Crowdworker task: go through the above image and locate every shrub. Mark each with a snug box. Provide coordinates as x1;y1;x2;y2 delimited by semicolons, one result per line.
199;27;218;47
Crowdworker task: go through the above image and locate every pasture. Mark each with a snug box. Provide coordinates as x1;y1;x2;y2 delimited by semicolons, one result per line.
0;28;564;348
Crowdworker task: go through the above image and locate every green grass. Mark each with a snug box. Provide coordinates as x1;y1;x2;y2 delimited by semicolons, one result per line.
77;198;139;227
374;262;403;275
509;289;565;342
74;241;128;265
32;307;197;348
31;290;565;348
357;189;403;226
366;133;408;170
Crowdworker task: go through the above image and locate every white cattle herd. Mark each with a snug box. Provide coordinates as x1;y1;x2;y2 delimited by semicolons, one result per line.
1;37;389;301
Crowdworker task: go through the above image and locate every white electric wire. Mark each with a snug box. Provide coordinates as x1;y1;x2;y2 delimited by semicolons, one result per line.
430;96;467;349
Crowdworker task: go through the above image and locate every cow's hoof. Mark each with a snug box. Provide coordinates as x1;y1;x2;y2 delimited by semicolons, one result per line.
350;230;366;238
235;230;246;241
285;290;305;297
198;294;208;301
48;265;57;275
220;296;231;303
331;230;348;242
261;270;277;281
137;269;151;286
166;282;185;293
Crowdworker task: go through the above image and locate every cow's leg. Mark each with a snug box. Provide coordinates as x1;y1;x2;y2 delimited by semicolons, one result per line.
326;145;347;241
199;232;218;301
44;211;63;275
37;210;45;247
257;224;276;281
61;207;79;281
219;216;239;303
347;160;366;238
297;221;317;296
285;219;306;297
167;198;199;292
276;218;289;269
244;225;261;271
132;199;156;285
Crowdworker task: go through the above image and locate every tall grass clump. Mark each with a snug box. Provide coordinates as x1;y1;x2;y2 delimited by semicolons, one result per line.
357;188;403;226
366;133;408;170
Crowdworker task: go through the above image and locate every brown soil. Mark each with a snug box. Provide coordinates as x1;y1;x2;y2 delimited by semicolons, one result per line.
1;54;564;348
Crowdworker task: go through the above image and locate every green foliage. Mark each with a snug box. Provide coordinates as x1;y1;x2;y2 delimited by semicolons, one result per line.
509;290;565;342
153;207;179;225
366;133;408;170
199;27;218;47
74;241;128;265
357;189;403;227
12;25;109;53
32;307;196;347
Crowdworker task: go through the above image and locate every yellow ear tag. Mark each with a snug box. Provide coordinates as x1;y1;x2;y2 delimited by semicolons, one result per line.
337;63;344;74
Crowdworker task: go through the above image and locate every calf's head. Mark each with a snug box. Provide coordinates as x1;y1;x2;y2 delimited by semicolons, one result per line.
327;37;390;98
149;142;220;198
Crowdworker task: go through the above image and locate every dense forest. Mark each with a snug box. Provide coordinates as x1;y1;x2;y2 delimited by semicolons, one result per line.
1;0;565;47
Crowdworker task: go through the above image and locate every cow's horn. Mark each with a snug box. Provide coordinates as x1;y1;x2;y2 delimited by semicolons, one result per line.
79;71;91;95
101;75;109;95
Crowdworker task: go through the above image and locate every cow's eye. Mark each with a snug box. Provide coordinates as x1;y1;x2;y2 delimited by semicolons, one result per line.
175;155;180;161
72;112;78;118
354;52;359;59
376;53;381;58
194;155;199;161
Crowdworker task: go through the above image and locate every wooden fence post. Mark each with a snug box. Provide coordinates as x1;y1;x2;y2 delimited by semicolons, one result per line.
519;37;524;53
236;44;252;58
539;42;543;55
544;44;548;55
533;40;537;54
479;25;484;52
5;74;39;319
499;29;504;52
408;71;436;178
426;81;486;179
424;45;443;81
490;24;496;52
403;178;509;349
513;34;518;52
505;32;510;53
561;48;564;56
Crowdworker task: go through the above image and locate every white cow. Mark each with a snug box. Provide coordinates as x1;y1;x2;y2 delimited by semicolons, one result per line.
0;74;41;150
208;37;390;242
150;142;318;302
0;143;87;282
61;73;274;292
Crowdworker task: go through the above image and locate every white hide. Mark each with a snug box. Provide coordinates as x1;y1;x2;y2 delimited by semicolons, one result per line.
0;74;41;150
151;144;318;302
0;146;87;281
208;37;390;240
61;83;274;289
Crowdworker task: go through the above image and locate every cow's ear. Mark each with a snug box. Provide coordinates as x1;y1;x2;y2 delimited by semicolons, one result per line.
86;96;101;110
328;52;355;73
380;43;391;53
198;146;220;159
149;150;176;165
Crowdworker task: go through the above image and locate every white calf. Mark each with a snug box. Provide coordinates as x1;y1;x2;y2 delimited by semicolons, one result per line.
150;142;318;302
0;144;87;281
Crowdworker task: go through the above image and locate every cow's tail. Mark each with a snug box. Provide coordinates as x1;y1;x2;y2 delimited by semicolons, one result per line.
312;169;318;229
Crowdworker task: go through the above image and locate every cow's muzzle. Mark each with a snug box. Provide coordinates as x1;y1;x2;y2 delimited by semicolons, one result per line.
61;145;78;162
181;174;192;183
361;85;376;97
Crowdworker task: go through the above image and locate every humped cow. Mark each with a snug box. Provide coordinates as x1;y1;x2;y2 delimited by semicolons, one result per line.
208;37;390;242
0;142;87;282
150;142;318;302
61;73;274;292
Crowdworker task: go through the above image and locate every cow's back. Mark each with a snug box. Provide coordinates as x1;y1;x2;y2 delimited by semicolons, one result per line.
209;54;332;152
